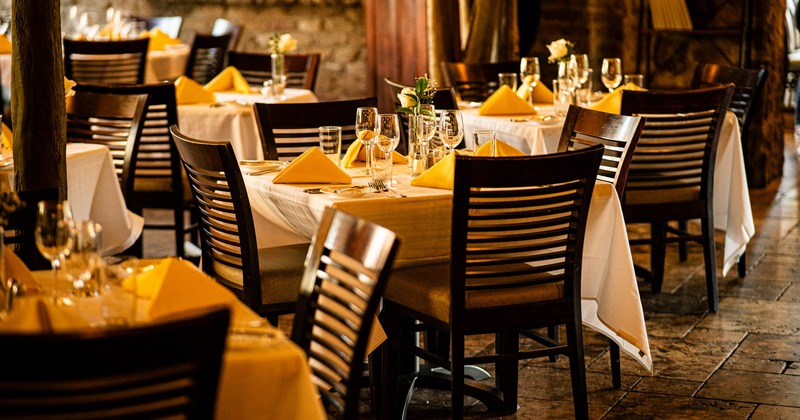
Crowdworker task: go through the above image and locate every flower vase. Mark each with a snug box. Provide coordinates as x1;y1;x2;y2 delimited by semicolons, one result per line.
270;53;286;94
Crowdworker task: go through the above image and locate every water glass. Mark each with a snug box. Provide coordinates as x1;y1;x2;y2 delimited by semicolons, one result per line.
576;69;594;106
624;74;645;88
370;146;391;186
552;80;572;117
498;72;518;91
355;107;378;173
520;57;541;105
101;256;139;327
319;126;342;166
473;130;496;156
65;220;102;298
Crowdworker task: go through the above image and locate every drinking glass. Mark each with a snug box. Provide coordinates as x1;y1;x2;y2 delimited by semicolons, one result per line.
439;110;464;155
558;59;578;93
318;126;342;166
355;107;378;174
601;58;623;92
498;72;518;91
35;200;75;303
572;54;591;86
65;220;102;298
101;255;139;327
520;57;541;105
473;130;496;156
624;74;645;88
415;104;436;172
375;114;401;184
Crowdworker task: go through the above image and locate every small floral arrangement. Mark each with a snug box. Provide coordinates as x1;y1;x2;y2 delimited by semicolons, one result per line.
0;191;21;227
269;33;298;55
546;38;575;63
396;75;437;116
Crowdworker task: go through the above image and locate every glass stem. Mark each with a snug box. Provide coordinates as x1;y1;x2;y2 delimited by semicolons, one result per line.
51;256;60;303
365;143;372;173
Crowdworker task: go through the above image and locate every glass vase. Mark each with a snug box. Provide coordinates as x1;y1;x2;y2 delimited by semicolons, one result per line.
407;114;424;176
270;53;286;94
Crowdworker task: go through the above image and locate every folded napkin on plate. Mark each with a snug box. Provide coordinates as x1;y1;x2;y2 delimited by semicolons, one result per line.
147;28;181;51
410;151;457;190
204;66;252;94
474;139;526;157
5;246;42;293
273;147;351;184
589;82;647;114
0;36;10;54
0;297;89;333
340;138;408;169
2;122;12;150
479;85;537;116
516;77;554;104
175;76;217;104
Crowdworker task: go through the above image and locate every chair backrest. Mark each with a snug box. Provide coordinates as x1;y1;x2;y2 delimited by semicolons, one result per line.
66;90;150;200
170;126;263;310
620;85;734;205
0;308;230;418
291;208;399;419
212;18;242;50
557;105;645;197
138;16;183;38
72;82;183;203
450;145;604;325
690;62;767;138
439;61;520;102
184;33;233;84
227;51;321;91
63;38;150;85
254;97;378;161
384;78;460;152
4;188;58;271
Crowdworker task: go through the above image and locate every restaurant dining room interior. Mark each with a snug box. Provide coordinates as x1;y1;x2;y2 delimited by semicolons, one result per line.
0;0;799;418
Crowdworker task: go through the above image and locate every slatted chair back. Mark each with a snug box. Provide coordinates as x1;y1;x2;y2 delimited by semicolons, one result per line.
184;33;233;84
439;61;520;102
63;38;150;85
138;16;183;38
254;97;378;161
227;52;321;91
66;90;149;200
0;308;230;419
557;105;645;197
212;18;242;50
291;208;399;420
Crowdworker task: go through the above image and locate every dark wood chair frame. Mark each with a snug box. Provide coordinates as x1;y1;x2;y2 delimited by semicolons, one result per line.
212;18;243;51
439;61;521;103
63;38;151;85
136;15;183;38
227;51;321;91
184;33;233;85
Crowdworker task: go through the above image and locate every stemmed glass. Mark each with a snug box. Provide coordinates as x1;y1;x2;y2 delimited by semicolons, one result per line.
35;200;75;303
601;58;622;92
64;220;102;298
375;114;401;185
439;110;464;155
355;107;378;174
415;104;436;170
572;54;591;86
520;57;540;105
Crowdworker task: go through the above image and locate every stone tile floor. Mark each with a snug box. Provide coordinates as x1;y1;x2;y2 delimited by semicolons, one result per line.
142;129;800;419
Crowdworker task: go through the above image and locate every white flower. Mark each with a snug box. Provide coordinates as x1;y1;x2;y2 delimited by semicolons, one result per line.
277;33;297;53
398;87;418;108
547;39;569;62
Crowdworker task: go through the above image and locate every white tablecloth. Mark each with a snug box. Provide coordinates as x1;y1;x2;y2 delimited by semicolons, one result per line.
242;166;653;372
462;108;754;277
0;143;143;255
177;89;319;161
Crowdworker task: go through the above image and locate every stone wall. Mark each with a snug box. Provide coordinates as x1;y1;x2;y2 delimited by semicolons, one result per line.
65;0;368;100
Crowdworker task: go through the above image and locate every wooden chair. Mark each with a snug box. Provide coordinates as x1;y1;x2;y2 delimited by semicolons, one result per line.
73;82;198;258
384;78;460;153
439;61;520;102
184;33;232;84
137;16;183;38
690;62;767;278
212;18;242;51
0;308;230;418
170;126;308;322
620;84;734;313
4;188;58;271
291;208;399;420
227;51;321;91
63;38;150;85
381;145;605;419
253;97;378;161
66;90;150;205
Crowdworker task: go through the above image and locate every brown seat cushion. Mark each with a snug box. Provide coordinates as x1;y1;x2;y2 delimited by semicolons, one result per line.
214;243;309;305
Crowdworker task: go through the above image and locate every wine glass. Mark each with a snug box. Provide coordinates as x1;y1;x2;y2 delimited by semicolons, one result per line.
415;104;436;170
601;58;622;92
355;107;378;174
439;110;464;155
375;114;401;184
35;200;75;303
572;54;591;86
520;57;540;104
558;59;578;93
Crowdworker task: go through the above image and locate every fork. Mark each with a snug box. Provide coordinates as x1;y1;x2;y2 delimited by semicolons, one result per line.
368;180;406;198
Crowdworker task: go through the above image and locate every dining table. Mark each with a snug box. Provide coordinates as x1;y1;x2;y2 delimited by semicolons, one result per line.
241;163;653;373
177;89;319;161
0;143;143;256
461;105;754;277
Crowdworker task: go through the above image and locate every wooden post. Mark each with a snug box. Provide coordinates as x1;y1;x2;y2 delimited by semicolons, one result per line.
11;0;66;198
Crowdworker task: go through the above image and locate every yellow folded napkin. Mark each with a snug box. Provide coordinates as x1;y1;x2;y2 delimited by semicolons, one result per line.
2;122;12;150
479;85;537;116
474;139;526;157
0;297;89;333
340;138;408;169
410;151;457;190
204;66;252;94
175;76;217;104
516;77;554;104
0;36;11;54
589;82;647;114
147;28;181;51
4;246;41;293
273;147;351;184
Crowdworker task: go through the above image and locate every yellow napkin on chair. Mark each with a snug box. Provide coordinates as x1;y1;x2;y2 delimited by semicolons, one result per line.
0;36;11;54
516;77;554;104
204;66;252;94
273;147;351;184
174;76;217;104
474;139;526;157
340;138;408;169
589;82;647;114
147;28;181;51
478;85;537;116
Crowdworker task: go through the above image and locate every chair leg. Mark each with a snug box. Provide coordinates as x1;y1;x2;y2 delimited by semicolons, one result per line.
450;331;466;420
128;207;144;258
495;332;519;414
174;207;185;259
609;340;621;389
565;319;588;419
738;253;746;278
650;222;667;293
547;325;559;362
368;350;382;418
701;216;719;313
677;220;688;261
381;309;402;420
